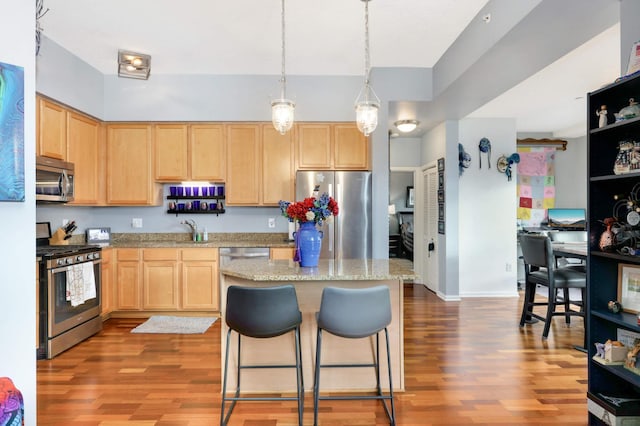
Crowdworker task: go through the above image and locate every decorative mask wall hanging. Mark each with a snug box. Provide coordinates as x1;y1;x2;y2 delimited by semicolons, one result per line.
479;137;491;168
458;143;471;176
497;153;520;181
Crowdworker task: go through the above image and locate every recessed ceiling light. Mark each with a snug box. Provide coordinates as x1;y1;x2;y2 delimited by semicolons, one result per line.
394;119;419;133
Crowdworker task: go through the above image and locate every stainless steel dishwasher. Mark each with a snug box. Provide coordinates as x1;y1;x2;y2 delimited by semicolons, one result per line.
219;247;270;266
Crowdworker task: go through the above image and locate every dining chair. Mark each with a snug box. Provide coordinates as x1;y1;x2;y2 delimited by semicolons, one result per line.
518;234;586;341
313;285;396;426
220;285;304;426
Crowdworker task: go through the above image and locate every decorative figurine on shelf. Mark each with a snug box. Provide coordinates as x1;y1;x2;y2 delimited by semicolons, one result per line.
597;104;608;128
599;217;616;251
608;300;623;313
617;98;640;121
595;342;606;358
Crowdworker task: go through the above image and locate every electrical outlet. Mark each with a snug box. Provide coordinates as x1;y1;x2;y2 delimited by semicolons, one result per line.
132;218;143;228
268;217;276;228
505;263;512;272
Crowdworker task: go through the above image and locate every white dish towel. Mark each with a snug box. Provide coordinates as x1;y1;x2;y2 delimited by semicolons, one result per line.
65;263;96;307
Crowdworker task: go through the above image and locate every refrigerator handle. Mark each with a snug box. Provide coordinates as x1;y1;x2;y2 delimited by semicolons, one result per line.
333;183;341;256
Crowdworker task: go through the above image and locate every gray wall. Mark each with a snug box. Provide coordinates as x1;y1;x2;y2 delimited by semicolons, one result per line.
36;38;434;259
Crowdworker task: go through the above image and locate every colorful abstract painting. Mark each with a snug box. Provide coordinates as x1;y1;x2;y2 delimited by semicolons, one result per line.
0;61;25;201
517;147;556;227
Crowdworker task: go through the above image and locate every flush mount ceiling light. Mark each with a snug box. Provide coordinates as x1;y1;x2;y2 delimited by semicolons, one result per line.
118;50;151;80
354;0;380;137
395;119;419;133
271;0;295;135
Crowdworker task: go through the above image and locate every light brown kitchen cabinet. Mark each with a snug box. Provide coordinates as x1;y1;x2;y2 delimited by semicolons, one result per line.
106;123;161;205
67;111;103;205
296;122;369;170
37;97;67;160
154;124;189;181
181;248;219;310
101;248;113;317
226;124;261;205
112;247;219;313
190;124;226;181
269;247;295;260
262;124;294;204
142;249;179;310
115;249;142;310
333;123;369;169
296;124;332;169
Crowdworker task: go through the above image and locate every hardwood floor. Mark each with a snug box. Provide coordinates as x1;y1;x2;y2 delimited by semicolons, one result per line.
37;284;588;425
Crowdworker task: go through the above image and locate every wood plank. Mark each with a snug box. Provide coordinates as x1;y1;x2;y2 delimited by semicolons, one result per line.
37;284;588;425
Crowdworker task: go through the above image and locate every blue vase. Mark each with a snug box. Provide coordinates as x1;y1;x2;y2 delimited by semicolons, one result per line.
296;221;323;267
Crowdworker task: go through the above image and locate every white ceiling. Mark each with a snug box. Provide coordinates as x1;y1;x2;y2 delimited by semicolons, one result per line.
40;0;621;138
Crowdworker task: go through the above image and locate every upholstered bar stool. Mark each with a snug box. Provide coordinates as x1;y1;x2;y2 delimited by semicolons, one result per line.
313;285;396;426
220;285;303;426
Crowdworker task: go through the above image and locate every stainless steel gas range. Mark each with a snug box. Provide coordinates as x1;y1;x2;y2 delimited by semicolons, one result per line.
36;222;103;359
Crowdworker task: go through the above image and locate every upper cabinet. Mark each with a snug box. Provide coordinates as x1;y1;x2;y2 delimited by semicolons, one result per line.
154;124;189;181
37;97;67;160
225;124;295;206
333;123;369;170
67;112;103;205
262;124;294;204
154;123;226;182
297;124;332;169
296;122;369;170
190;124;226;181
106;123;161;205
226;124;261;205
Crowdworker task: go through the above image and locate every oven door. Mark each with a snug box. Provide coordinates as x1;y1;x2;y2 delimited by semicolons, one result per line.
47;260;101;338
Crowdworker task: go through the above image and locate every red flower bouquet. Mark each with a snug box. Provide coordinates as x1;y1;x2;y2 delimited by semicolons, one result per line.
279;192;339;225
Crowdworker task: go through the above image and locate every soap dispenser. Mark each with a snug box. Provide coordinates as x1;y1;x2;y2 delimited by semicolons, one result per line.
202;226;208;242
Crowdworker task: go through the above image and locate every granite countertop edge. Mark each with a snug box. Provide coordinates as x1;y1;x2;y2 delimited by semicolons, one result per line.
101;232;295;249
220;259;417;281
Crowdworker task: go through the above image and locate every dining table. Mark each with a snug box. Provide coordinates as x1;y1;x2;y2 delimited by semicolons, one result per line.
552;241;588;260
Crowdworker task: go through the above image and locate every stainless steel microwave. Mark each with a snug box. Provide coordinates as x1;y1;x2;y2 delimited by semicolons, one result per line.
36;156;74;203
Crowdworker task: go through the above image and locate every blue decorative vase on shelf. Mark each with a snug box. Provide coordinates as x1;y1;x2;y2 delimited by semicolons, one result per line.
295;221;323;267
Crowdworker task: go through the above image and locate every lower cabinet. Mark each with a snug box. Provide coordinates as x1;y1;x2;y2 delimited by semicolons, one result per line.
142;248;179;310
115;248;142;310
101;248;114;316
114;247;219;312
181;248;219;310
270;247;295;260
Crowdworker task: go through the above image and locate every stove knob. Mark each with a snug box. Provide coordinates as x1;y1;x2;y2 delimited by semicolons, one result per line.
93;252;100;260
87;253;94;260
65;258;72;265
76;255;83;262
57;259;65;266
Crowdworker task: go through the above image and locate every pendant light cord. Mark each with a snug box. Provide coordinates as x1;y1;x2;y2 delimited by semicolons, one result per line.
363;0;371;87
280;0;287;99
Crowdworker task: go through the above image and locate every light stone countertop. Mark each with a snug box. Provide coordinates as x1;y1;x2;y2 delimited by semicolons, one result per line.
103;233;294;249
220;258;416;281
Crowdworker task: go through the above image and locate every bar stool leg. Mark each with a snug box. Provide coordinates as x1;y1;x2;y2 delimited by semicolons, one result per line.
313;328;323;426
383;328;396;425
295;327;304;426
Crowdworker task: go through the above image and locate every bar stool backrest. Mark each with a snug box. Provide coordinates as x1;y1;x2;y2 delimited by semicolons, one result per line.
520;234;553;269
317;285;391;339
225;285;302;338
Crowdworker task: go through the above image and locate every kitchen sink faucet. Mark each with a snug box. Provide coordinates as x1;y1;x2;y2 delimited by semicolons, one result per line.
180;219;198;241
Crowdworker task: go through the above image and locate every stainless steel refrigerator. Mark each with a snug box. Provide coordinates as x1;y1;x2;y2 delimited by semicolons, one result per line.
296;171;372;260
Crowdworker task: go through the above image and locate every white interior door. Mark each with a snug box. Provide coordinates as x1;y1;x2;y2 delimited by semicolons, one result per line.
422;166;438;292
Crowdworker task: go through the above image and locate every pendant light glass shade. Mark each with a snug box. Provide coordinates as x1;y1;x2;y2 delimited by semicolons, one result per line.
355;0;378;137
272;99;295;135
271;0;295;135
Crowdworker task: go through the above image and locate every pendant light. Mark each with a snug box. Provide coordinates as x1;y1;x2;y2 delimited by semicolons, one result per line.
271;0;295;135
355;0;380;137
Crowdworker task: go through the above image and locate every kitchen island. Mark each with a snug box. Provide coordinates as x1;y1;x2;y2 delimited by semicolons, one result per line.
219;258;415;393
